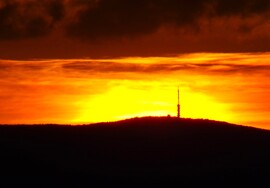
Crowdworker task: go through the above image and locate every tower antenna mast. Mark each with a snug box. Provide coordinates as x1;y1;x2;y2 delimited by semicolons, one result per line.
177;87;180;118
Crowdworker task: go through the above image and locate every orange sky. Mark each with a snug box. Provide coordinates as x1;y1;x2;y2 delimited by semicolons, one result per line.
0;1;270;129
0;53;270;129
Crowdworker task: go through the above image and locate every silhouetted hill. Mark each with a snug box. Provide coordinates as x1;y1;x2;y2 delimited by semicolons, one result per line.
1;117;270;187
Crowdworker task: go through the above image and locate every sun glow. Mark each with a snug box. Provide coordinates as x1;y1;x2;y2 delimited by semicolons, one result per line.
72;84;233;124
1;53;270;129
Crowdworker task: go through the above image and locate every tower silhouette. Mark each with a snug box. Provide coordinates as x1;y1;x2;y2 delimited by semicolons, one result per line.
177;87;180;118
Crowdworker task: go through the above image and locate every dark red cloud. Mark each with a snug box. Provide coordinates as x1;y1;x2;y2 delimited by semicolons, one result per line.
214;0;270;16
66;0;207;40
1;0;269;41
60;59;270;76
0;0;64;39
0;0;270;58
66;0;270;40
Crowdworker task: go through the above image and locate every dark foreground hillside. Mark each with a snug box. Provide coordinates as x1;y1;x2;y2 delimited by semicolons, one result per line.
1;117;270;187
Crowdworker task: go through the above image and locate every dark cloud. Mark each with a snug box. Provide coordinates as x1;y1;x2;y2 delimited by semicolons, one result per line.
0;0;269;41
0;0;270;58
62;61;199;74
61;60;270;75
214;0;270;16
66;0;207;40
0;60;50;71
67;0;270;40
0;0;65;39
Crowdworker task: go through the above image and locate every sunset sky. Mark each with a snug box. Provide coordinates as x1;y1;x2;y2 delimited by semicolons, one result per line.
0;0;270;129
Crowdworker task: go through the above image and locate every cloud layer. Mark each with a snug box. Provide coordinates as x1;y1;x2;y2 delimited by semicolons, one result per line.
0;0;270;58
67;0;270;40
1;0;269;39
0;0;64;39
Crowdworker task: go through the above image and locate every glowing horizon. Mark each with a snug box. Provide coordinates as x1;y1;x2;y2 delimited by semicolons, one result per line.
0;52;270;129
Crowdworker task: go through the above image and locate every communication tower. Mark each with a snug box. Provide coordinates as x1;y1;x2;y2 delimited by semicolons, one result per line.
177;87;180;118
